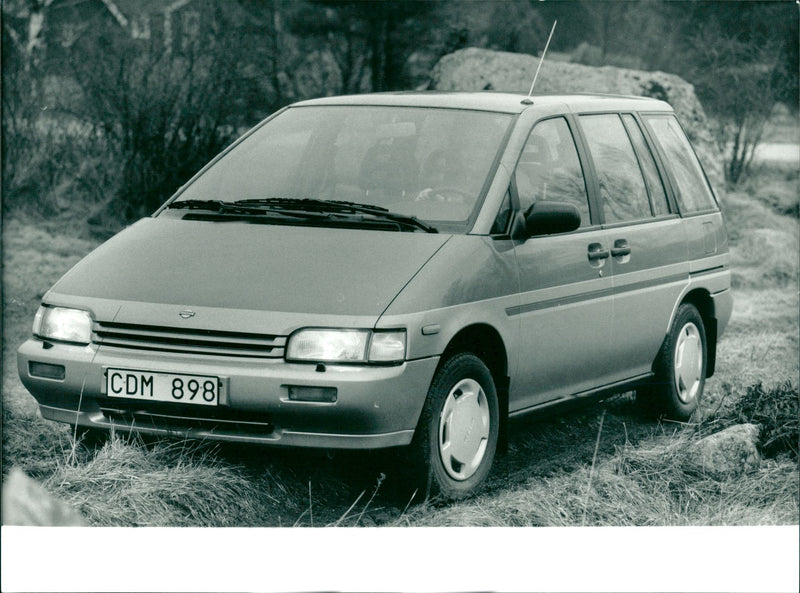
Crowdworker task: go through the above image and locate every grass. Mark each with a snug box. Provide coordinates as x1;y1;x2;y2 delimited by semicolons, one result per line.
398;446;798;527
2;159;798;528
399;384;799;528
44;436;300;527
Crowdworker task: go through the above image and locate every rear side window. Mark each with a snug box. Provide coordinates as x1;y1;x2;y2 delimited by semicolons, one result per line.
579;114;651;223
515;117;590;227
643;114;717;213
621;114;670;216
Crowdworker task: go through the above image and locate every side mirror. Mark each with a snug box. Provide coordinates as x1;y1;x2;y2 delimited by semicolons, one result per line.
524;201;581;237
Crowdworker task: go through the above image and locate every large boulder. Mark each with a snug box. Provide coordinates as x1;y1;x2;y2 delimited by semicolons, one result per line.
430;48;724;193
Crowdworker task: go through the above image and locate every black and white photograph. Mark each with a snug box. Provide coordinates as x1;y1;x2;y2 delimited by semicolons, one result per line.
2;1;798;591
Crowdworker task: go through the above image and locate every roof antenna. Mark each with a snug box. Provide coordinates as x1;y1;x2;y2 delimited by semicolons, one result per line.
522;20;557;105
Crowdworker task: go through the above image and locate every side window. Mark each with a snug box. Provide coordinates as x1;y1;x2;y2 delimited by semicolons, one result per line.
579;114;651;224
621;114;670;216
515;117;590;227
643;114;717;213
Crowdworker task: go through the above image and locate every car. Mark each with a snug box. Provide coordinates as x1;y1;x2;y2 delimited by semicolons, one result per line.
18;91;732;499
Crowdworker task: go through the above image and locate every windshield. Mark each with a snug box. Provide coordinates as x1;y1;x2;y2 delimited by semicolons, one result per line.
170;105;513;232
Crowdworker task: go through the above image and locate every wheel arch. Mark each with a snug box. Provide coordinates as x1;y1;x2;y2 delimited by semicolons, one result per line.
438;323;510;444
676;288;718;377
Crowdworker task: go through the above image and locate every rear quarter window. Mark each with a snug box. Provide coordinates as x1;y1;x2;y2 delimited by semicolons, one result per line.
643;114;717;214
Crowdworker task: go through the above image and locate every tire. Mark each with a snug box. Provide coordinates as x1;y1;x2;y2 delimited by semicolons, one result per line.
406;353;500;501
637;303;707;421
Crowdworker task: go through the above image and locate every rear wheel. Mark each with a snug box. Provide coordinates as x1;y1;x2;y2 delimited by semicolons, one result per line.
637;303;707;421
407;353;499;500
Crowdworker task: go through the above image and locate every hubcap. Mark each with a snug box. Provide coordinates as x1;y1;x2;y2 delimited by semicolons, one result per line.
438;378;491;481
674;322;703;404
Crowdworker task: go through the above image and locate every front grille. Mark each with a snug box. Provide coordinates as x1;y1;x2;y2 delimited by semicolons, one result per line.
93;321;286;358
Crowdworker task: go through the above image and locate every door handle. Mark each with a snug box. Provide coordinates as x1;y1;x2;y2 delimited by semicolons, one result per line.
611;239;631;257
587;243;609;260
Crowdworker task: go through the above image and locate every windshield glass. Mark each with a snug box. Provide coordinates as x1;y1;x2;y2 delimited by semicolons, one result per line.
171;105;513;232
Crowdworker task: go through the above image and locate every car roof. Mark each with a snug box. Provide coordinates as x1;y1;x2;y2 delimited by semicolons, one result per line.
290;91;673;114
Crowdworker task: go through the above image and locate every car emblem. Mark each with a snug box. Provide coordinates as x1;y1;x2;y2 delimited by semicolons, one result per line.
179;310;196;319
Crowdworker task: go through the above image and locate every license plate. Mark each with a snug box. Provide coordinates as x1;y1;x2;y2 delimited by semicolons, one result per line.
106;369;219;406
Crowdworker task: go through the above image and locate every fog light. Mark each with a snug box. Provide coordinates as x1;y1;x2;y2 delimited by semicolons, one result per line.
29;361;66;380
287;386;337;403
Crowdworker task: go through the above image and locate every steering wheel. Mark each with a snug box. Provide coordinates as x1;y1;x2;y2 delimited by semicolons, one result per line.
415;187;470;203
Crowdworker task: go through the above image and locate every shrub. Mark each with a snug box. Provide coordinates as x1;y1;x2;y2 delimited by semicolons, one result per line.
708;382;799;459
731;382;799;458
69;38;239;229
2;124;118;220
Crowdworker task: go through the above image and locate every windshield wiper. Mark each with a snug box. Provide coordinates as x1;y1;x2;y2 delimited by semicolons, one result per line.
236;198;389;214
233;198;438;233
167;199;229;212
167;199;313;219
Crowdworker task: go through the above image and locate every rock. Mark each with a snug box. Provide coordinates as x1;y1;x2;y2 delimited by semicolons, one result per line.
429;48;725;193
683;424;761;479
2;468;86;526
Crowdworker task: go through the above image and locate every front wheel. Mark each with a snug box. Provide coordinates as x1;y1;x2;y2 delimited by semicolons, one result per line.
407;353;499;500
637;303;707;421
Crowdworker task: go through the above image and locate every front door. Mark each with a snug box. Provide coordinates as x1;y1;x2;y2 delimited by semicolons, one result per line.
509;116;616;413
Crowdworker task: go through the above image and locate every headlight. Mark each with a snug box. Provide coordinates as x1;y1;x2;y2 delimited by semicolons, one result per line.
32;306;93;345
286;329;406;363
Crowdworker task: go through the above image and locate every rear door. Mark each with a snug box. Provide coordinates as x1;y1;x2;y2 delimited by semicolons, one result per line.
576;112;689;381
509;116;616;412
641;113;728;268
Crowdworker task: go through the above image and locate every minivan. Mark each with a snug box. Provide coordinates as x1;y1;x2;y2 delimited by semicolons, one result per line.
18;92;732;499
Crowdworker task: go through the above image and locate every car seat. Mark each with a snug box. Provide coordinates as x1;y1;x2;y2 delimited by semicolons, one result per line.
359;139;419;202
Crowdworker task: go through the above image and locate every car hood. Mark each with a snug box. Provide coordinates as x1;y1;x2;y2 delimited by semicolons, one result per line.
50;218;450;319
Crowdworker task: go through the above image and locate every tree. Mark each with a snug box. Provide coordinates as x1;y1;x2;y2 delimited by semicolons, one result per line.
233;0;310;112
295;0;437;92
288;1;371;94
478;0;547;55
578;0;628;62
2;0;55;72
67;11;253;222
2;0;58;209
657;2;798;184
689;27;789;183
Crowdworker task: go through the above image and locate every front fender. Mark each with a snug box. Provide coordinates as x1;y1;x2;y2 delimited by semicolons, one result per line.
376;235;519;364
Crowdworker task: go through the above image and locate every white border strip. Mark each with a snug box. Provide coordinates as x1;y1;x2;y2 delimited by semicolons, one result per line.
3;526;799;593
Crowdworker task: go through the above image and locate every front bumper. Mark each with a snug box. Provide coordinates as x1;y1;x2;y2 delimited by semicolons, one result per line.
17;339;438;449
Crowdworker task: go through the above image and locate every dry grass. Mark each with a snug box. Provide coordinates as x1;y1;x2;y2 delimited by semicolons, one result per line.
44;436;299;527
706;287;799;398
724;163;799;291
399;425;798;527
